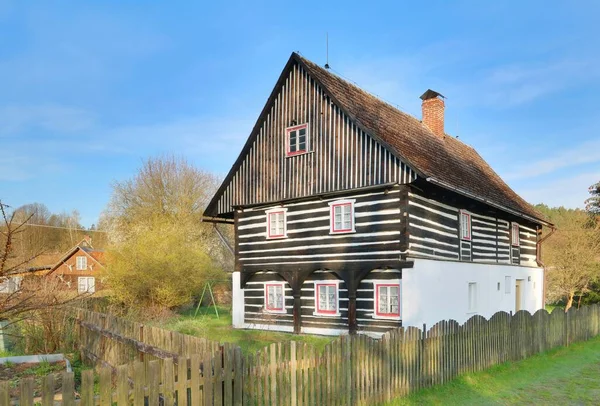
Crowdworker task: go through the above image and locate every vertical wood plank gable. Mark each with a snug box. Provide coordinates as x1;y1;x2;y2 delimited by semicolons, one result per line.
214;62;416;216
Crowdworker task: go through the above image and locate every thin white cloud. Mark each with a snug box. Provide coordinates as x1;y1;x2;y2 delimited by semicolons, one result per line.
518;172;600;209
0;104;96;136
481;59;598;107
504;139;600;181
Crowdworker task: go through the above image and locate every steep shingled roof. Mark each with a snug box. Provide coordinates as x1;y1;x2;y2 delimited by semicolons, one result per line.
294;53;547;224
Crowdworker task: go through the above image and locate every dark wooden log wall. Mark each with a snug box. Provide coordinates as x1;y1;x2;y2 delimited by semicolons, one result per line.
236;185;403;272
407;189;539;266
213;61;416;217
243;272;294;331
243;269;404;335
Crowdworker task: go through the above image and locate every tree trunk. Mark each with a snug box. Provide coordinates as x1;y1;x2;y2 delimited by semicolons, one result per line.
565;292;575;311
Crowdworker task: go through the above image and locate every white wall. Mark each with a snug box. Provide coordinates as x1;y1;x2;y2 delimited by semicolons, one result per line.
231;272;245;328
402;258;544;328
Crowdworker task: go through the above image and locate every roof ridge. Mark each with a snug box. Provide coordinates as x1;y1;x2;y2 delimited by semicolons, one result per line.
294;53;436;137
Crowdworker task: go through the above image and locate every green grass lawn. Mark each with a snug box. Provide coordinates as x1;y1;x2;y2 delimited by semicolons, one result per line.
158;305;334;355
386;335;600;405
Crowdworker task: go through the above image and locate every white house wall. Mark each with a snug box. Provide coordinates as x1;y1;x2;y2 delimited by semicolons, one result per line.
402;258;543;328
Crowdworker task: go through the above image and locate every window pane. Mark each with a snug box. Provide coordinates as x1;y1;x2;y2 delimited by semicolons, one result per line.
299;128;306;136
319;286;327;310
379;286;388;313
327;286;336;310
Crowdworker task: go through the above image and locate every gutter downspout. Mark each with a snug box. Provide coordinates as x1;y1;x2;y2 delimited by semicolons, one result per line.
536;225;556;309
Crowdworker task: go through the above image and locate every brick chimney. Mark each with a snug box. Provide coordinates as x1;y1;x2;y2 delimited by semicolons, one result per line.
420;89;445;138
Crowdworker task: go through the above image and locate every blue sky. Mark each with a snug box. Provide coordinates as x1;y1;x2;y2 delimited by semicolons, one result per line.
1;1;599;227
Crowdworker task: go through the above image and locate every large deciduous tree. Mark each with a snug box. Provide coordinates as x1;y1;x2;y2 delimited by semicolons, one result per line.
103;156;228;311
536;204;600;310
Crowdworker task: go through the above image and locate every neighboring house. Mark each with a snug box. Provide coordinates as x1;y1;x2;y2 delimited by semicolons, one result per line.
202;52;554;336
49;236;105;293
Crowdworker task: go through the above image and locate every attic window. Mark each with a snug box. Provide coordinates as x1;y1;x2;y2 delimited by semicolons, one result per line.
76;256;87;271
286;123;308;156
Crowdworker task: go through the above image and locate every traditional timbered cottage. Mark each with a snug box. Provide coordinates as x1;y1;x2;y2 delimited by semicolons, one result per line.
203;52;554;336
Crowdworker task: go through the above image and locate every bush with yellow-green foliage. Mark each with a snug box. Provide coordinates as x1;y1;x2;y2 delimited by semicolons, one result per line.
102;156;229;312
107;219;221;310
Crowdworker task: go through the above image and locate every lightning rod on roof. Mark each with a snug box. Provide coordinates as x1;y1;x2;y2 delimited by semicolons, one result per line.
325;32;330;69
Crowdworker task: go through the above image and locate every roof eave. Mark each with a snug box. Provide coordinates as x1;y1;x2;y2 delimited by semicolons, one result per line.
425;177;554;227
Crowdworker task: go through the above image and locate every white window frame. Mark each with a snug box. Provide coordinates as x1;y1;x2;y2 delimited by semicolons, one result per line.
373;280;401;320
286;123;309;156
313;281;341;316
459;210;472;241
264;282;286;314
265;208;288;239
328;199;356;234
511;222;520;246
76;256;87;271
468;282;477;313
78;277;95;294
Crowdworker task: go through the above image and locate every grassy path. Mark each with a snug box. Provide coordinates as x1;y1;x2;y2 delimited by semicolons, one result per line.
388;335;600;405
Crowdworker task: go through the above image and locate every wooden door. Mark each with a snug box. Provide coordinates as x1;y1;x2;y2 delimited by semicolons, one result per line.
515;279;523;312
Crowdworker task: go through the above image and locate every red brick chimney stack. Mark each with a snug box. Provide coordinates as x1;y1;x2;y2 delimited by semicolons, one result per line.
420;89;445;139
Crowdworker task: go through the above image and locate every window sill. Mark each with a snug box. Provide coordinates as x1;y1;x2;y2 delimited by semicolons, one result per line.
312;311;341;318
264;309;287;315
372;314;401;321
329;229;356;235
266;235;287;240
285;151;314;158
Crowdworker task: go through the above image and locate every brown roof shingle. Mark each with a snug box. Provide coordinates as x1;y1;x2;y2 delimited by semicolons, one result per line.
295;53;547;224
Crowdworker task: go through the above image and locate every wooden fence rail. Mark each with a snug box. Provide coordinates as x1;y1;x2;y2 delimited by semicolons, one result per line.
3;305;600;405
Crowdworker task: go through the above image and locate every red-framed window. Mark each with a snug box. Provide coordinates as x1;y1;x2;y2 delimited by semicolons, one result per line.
266;209;287;239
315;283;338;315
375;283;401;318
511;223;520;246
286;123;308;156
329;200;355;233
459;210;471;241
265;283;285;312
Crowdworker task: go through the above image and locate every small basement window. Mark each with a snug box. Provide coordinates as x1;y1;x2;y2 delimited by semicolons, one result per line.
76;256;87;270
374;282;401;319
329;200;355;233
459;210;471;241
286;123;308;156
265;283;286;313
315;282;339;315
511;223;520;246
266;208;287;239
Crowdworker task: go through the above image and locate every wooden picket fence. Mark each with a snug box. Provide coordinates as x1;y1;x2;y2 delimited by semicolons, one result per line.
74;309;222;368
3;305;600;405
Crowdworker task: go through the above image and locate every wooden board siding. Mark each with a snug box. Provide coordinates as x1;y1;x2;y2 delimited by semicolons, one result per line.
52;247;104;290
407;187;540;266
211;61;416;217
300;271;349;332
244;272;294;330
407;192;460;261
236;185;404;272
355;269;402;334
519;224;538;266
